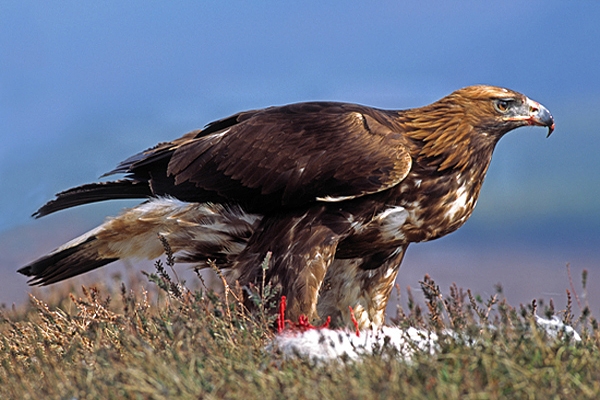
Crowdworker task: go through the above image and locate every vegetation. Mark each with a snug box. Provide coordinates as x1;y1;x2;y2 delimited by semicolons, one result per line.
1;254;599;399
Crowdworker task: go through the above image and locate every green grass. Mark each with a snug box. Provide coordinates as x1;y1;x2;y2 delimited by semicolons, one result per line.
1;260;599;399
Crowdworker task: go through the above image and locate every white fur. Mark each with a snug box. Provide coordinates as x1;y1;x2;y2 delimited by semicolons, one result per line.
535;316;581;341
271;317;581;363
271;327;438;362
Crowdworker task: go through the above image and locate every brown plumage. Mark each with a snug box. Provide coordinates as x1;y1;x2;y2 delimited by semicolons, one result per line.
19;85;554;329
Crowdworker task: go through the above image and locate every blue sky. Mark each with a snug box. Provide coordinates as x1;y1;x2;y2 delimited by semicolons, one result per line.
1;1;599;305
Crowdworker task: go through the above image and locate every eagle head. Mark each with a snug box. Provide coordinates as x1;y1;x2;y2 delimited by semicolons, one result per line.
403;85;555;171
451;85;555;137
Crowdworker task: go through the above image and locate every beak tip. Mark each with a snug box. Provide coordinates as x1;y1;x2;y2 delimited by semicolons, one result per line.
546;123;555;138
529;100;554;137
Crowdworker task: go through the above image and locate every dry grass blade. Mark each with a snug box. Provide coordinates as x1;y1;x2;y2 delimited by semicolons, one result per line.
1;264;598;398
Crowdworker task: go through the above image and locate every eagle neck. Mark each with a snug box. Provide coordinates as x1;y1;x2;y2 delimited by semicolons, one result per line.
395;103;499;175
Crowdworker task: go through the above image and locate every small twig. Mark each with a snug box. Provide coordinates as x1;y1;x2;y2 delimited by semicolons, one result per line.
582;269;589;310
564;289;573;326
566;263;582;311
419;274;446;329
207;259;233;323
158;234;180;283
260;252;272;298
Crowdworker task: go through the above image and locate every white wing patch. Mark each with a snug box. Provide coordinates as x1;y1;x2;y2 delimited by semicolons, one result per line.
375;206;409;241
208;127;231;140
444;184;471;221
316;194;359;202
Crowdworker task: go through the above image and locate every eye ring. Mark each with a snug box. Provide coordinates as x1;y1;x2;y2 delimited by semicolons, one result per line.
494;99;512;113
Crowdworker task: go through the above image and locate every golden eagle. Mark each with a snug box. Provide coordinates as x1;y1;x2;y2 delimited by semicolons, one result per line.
19;85;554;329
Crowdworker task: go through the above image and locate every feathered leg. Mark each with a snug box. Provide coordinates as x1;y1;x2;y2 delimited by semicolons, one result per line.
232;206;351;323
318;245;407;329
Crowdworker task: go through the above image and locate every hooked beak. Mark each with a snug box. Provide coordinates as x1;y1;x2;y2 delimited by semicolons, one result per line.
505;97;555;137
527;98;555;137
522;98;555;137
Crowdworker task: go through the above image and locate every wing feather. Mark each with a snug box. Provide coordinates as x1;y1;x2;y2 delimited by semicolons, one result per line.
168;102;412;207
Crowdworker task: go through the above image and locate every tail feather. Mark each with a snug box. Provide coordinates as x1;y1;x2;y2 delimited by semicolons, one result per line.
18;234;118;286
19;197;262;286
34;180;152;218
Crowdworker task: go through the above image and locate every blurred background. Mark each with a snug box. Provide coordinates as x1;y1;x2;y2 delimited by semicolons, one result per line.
1;1;598;316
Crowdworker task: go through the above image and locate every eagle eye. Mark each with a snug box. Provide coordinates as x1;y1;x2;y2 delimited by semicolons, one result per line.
494;99;512;113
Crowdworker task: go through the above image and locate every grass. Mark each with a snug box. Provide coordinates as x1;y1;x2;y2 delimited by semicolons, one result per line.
1;254;599;399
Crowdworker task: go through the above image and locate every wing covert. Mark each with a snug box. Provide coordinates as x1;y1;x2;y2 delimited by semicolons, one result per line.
167;102;412;207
